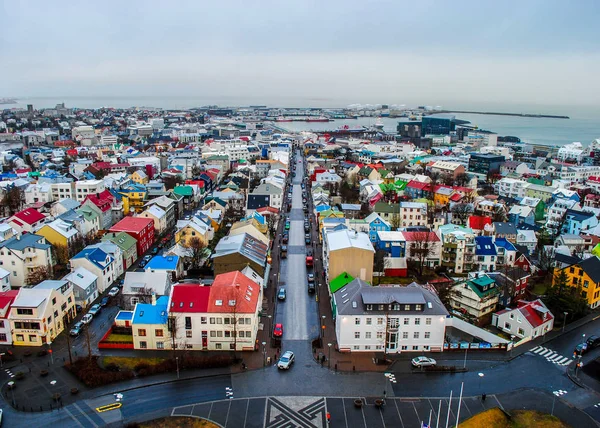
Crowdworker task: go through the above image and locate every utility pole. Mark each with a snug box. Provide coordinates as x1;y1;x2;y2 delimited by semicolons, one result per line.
85;322;92;360
63;315;73;365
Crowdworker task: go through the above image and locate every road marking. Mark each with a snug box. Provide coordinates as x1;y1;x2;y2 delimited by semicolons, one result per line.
394;399;405;428
96;402;122;413
341;397;349;428
73;402;99;428
223;399;231;427
531;346;544;353
63;406;85;428
243;399;249;427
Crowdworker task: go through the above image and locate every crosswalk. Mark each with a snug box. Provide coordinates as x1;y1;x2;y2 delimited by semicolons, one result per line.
530;346;574;366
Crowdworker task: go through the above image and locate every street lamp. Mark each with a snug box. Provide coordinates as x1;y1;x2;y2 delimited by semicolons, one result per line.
321;315;326;339
176;356;180;379
478;372;485;394
262;341;267;367
563;312;568;333
552;390;567;416
328;342;332;368
267;315;272;337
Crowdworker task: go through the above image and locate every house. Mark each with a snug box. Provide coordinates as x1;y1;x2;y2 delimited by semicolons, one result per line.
144;255;183;281
493;222;518;242
399;202;428;228
508;205;535;226
248;183;283;212
355;213;390;242
519;197;546;222
488;267;531;307
401;231;442;269
132;295;170;350
553;256;600;308
563;209;598;235
0;234;54;288
175;217;213;247
492;300;554;341
81;189;123;229
324;229;375;283
36;219;80;251
475;236;497;272
516;229;538;254
0;268;10;292
63;267;99;308
131;170;149;185
70;247;116;293
144;195;177;230
101;231;138;270
87;241;125;279
9;280;76;346
438;224;476;274
110;217;155;256
333;280;448;353
228;220;270;246
140;205;168;234
167;270;262;351
468;215;492;235
172;185;195;210
449;273;500;321
428;160;465;179
212;233;269;277
122;271;172;309
0;290;18;345
8;208;46;234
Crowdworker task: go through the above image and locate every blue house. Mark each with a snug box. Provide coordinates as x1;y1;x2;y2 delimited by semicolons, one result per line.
144;255;182;280
475;236;497;271
131;296;169;350
563;209;599;235
364;213;391;242
375;231;406;257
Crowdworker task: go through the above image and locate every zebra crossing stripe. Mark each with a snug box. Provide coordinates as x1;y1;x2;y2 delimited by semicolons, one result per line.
538;349;553;357
548;354;563;362
532;347;545;354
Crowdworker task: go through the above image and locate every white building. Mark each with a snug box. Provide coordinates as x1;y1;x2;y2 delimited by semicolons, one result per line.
557;142;585;163
0;234;54;288
496;178;528;199
333;280;449;353
74;180;106;201
50;182;76;201
492;300;554;342
63;267;99;308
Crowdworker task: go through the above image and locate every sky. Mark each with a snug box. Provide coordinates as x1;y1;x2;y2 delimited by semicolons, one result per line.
1;0;600;108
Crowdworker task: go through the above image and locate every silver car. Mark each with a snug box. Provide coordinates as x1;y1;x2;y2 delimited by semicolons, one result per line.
411;356;437;367
277;351;295;370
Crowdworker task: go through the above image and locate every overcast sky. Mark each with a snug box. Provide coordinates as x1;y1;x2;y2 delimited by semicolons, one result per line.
1;0;599;108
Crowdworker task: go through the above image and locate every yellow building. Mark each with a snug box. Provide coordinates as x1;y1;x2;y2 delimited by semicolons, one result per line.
131;170;149;185
318;210;345;239
120;189;147;214
36;219;79;249
175;220;212;247
433;186;454;208
325;229;375;284
553;256;600;308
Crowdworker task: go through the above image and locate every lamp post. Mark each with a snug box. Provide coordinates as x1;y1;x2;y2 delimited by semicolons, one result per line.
510;335;515;357
563;312;568;333
262;341;267;367
176;356;180;379
267;315;272;337
321;315;326;339
478;372;485;394
463;345;468;369
48;341;54;365
552;390;567;416
328;343;332;368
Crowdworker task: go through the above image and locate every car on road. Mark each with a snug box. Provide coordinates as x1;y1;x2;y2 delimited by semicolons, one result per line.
305;235;311;244
273;323;284;337
282;234;289;244
587;335;600;349
285;222;290;230
574;342;589;356
70;321;84;336
81;314;93;324
144;255;152;261
108;287;120;297
411;356;437;367
281;245;287;258
277;351;295;370
307;273;315;283
88;304;102;316
151;247;159;255
139;260;147;268
100;297;110;307
308;282;315;293
277;287;286;301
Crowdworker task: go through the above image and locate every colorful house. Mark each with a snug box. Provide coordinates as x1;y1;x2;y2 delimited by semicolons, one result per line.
553;256;600;308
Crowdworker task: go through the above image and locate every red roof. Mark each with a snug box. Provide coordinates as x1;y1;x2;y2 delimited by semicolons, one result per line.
407;180;430;190
0;290;18;319
92;162;130;170
401;231;440;242
449;193;462;202
517;300;553;328
185;180;205;188
11;208;45;225
83;189;115;212
453;186;474;194
256;206;279;215
468;215;492;230
208;271;260;314
110;217;154;234
169;283;210;313
15;168;31;174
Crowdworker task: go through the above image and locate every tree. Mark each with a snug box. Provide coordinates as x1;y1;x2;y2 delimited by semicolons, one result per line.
389;212;401;231
543;269;588;320
431;280;459;309
163;175;183;191
184;237;207;269
451;203;473;226
427;172;440;202
53;244;70;266
1;186;24;216
26;266;51;286
408;232;435;277
267;215;277;240
191;164;202;179
454;173;469;187
491;205;507;223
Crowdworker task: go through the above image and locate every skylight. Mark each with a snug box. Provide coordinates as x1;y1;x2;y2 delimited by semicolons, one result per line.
228;300;236;306
215;300;223;306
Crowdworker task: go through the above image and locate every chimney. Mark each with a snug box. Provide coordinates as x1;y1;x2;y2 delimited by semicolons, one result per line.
151;292;156;306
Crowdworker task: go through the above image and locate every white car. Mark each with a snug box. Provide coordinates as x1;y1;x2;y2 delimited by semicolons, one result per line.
277;351;295;370
108;287;120;297
411;356;437;368
81;314;93;324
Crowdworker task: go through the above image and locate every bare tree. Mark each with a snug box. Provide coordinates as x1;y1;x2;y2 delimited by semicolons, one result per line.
1;186;24;216
451;203;473;226
183;236;207;269
454;173;469;187
389;211;401;231
407;231;435;277
26;266;51;286
373;249;391;285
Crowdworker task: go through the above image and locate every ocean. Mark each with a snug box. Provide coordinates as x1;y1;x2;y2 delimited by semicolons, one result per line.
4;96;600;148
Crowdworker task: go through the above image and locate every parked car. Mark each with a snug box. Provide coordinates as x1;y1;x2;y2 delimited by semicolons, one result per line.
277;287;286;301
277;351;295;370
151;247;159;255
139;260;147;268
75;304;83;313
100;297;110;307
574;342;589;356
81;314;93;324
307;273;315;283
305;235;311;244
108;287;120;297
88;304;102;316
285;222;290;230
143;255;152;261
411;356;437;367
587;335;600;349
282;234;289;244
308;282;315;293
281;245;288;258
70;321;84;336
273;323;284;337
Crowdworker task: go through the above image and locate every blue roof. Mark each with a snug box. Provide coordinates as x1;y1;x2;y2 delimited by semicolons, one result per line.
315;205;331;213
475;236;497;256
494;237;517;252
0;234;51;251
116;311;133;321
132;296;169;325
72;247;114;269
145;255;179;270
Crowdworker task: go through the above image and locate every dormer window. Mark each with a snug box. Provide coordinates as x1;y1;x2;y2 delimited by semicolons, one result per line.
366;304;373;311
404;304;410;311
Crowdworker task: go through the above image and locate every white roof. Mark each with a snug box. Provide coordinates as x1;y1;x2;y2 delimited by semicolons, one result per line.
517;229;537;242
12;288;51;308
145;205;166;219
64;266;98;288
0;267;10;279
326;229;374;253
123;271;170;295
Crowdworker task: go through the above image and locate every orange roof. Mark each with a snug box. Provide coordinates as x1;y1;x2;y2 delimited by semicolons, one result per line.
208;271;260;314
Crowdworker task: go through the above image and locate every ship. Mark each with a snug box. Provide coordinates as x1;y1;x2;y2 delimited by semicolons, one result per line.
275;117;294;122
0;98;17;104
305;116;330;122
337;124;368;133
373;118;385;129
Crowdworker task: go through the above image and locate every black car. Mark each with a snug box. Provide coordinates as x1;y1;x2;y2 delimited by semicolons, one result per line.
100;297;110;307
587;335;600;349
308;282;316;293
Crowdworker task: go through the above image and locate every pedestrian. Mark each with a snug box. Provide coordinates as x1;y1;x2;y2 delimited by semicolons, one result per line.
482;393;486;402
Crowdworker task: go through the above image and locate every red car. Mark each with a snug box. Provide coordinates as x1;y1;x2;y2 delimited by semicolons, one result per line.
273;323;283;337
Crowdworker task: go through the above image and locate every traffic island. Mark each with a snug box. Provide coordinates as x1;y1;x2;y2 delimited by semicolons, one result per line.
412;365;468;374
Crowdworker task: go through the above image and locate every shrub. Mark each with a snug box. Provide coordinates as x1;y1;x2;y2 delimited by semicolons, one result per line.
104;363;120;372
66;357;134;388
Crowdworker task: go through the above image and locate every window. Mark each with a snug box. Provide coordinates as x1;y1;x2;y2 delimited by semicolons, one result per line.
138;329;146;337
230;343;236;350
186;331;192;338
157;342;164;349
518;328;525;336
415;318;421;325
376;332;383;339
365;345;371;350
140;341;147;349
392;303;400;311
68;297;72;303
224;318;230;325
404;304;410;310
365;332;372;339
185;317;192;329
16;334;24;342
155;329;163;337
216;318;223;324
217;331;223;337
402;332;408;339
354;332;360;339
0;333;6;342
355;318;360;325
215;343;222;350
378;304;384;311
209;317;215;324
353;345;360;350
423;345;430;351
412;345;419;350
224;331;231;338
504;322;511;330
424;332;431;339
210;331;216;337
415;305;422;311
403;318;409;325
366;304;372;310
377;318;384;325
61;303;67;311
201;317;207;324
425;318;432;325
401;345;408;351
413;332;419;339
366;318;372;325
16;308;33;316
569;267;575;273
29;335;37;342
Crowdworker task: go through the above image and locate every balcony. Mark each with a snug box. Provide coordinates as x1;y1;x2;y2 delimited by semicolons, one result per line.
445;243;458;249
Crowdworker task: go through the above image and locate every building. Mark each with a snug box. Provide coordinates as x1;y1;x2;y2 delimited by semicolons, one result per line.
9;281;76;346
429;161;465;179
70;247;116;293
101;231;138;270
212;233;269;277
140;205;168;234
333;280;448;353
36;219;80;250
0;290;18;345
468;153;505;175
0;234;54;288
132;295;170;350
144;255;183;281
144;195;177;230
438;225;476;274
109;217;155;256
122;271;172;309
324;229;375;284
553;256;600;308
74;180;106;201
492;300;554;341
7;208;46;234
63;267;99;308
450;274;500;320
421;114;457;135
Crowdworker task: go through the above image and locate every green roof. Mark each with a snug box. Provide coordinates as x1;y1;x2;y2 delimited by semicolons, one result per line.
527;177;545;185
394;180;408;190
379;169;391;177
173;185;193;196
102;231;137;251
329;272;355;294
374;202;399;214
467;276;500;299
